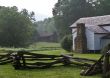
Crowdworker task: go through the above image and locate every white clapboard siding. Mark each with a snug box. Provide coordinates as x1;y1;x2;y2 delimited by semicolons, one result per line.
86;28;95;50
72;28;77;50
94;34;105;50
72;26;110;51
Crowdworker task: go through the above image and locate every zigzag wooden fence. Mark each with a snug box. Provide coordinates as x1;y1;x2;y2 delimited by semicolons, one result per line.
0;49;110;78
12;51;63;69
11;50;97;70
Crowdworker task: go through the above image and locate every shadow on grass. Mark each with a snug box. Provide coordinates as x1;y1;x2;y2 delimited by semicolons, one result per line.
15;64;84;72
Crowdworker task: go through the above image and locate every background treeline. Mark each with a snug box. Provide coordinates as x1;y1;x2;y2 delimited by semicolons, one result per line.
33;18;58;42
52;0;110;39
0;6;36;47
0;6;59;48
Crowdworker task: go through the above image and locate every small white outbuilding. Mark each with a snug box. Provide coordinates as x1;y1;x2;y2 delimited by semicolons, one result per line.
70;15;110;53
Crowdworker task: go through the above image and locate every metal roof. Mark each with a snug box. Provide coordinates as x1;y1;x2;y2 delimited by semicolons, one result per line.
70;15;110;27
86;25;109;34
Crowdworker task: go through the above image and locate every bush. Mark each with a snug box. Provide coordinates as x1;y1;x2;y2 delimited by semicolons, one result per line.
61;35;73;52
101;44;110;54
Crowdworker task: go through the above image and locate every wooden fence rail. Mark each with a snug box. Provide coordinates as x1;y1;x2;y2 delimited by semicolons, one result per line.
0;51;13;65
11;50;98;70
102;50;110;78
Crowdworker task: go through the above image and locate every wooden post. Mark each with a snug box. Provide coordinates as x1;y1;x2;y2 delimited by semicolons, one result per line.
103;52;109;78
18;51;26;68
21;53;26;67
13;54;21;69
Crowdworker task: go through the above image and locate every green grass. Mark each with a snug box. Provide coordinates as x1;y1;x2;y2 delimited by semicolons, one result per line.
74;53;101;60
0;50;101;78
0;64;101;78
0;42;102;78
29;42;61;49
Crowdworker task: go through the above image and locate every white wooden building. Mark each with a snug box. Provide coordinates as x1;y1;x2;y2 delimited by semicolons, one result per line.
70;15;110;53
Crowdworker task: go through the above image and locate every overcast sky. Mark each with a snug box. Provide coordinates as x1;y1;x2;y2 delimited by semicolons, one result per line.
0;0;58;21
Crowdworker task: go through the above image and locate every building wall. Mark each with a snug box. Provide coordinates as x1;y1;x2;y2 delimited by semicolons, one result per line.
86;28;95;50
72;28;95;51
72;28;77;50
72;27;110;52
103;26;110;32
94;34;105;50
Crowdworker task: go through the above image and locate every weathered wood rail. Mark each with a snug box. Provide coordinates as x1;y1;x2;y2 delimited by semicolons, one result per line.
12;51;71;69
80;55;104;76
0;51;13;65
102;50;110;78
80;50;110;77
11;50;97;70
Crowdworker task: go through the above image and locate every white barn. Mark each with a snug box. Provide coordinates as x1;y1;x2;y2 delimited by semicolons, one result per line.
70;15;110;53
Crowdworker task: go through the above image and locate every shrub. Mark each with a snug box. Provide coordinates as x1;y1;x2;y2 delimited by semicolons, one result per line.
61;35;73;52
101;44;110;54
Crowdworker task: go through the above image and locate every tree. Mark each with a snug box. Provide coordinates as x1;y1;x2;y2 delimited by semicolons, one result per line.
53;0;96;39
0;6;34;47
20;9;36;22
61;35;73;52
96;0;110;15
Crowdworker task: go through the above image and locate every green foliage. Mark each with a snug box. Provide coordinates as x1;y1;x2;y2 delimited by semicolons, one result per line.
20;8;36;22
96;0;110;15
61;35;73;52
53;0;95;39
101;44;110;54
0;6;34;47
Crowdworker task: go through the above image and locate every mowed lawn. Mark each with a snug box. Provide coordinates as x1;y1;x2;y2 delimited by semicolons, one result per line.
0;42;102;78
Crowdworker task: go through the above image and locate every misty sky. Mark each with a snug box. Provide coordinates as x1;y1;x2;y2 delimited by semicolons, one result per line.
0;0;58;21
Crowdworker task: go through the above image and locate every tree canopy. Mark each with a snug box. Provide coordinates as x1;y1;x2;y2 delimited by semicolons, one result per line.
0;6;34;47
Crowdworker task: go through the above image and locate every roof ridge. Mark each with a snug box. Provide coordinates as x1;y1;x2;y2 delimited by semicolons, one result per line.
80;15;110;19
70;15;110;27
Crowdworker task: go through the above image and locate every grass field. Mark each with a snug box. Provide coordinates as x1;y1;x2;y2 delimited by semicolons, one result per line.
0;42;102;78
29;42;61;49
